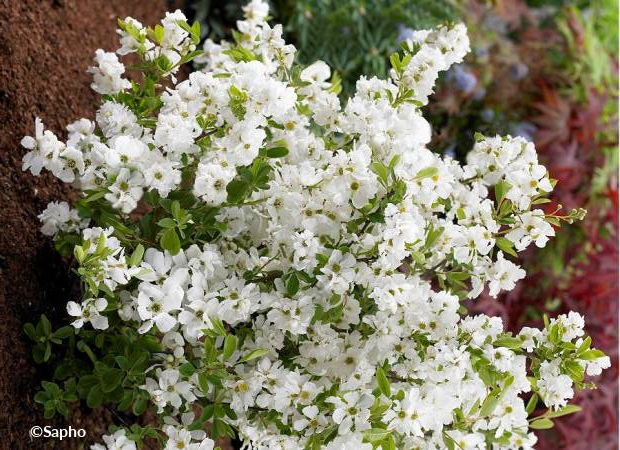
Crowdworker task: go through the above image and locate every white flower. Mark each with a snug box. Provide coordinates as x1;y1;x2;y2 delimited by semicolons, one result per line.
90;429;137;450
106;135;148;168
67;298;108;330
486;251;526;297
136;281;184;333
96;101;141;138
242;0;270;24
143;369;196;413
88;49;131;95
555;311;585;342
327;391;373;435
300;60;331;88
585;355;611;376
162;423;215;450
384;388;424;436
445;430;486;450
38;201;87;236
104;168;144;213
322;432;372;450
538;360;574;410
193;161;236;205
21;118;65;176
317;250;357;295
293;405;329;433
142;158;181;198
517;327;542;352
505;210;555;251
117;17;152;56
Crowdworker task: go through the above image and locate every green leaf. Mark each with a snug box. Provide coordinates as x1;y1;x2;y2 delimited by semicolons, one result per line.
389;52;402;72
382;434;397;450
496;237;518;257
129;244;145;267
43;342;52;361
42;381;61;395
493;336;522;350
34;391;50;404
53;326;74;340
132;394;148;415
286;273;300;296
171;201;181;220
548;322;564;344
209;317;228;337
376;367;391;397
56;401;70;417
305;434;322;450
226;179;249;204
190;21;201;44
179;362;196;377
494;180;512;204
195;373;209;395
150;24;165;44
40;314;52;336
562;360;585;382
526;393;539;414
546;404;581;418
101;368;124;393
118;391;134;411
260;147;289;158
579;349;605;361
157;218;176;229
23;323;37;341
43;401;56;419
414;167;438;180
479;389;500;417
82;189;108;203
362;428;391;443
370;162;389;185
240;348;269;362
576;336;592;355
223;335;238;361
86;385;104;408
530;418;554;429
160;228;181;255
425;226;444;248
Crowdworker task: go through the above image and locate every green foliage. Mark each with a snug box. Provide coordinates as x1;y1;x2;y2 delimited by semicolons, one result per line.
25;313;160;420
24;315;74;364
34;380;77;419
286;0;458;92
556;2;619;100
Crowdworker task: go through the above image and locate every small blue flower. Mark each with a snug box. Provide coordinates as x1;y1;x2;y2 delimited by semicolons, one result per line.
447;65;477;94
511;122;536;141
397;25;415;42
480;108;495;122
509;63;529;81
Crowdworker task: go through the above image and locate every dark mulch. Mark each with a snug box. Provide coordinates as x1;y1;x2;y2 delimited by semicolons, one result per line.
0;1;171;448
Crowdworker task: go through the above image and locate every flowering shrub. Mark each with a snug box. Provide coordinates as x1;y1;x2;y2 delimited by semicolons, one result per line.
22;1;610;449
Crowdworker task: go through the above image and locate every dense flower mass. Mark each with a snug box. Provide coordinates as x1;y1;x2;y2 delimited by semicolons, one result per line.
22;1;609;449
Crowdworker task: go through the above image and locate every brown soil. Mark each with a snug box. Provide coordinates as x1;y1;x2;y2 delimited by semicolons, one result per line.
0;1;171;449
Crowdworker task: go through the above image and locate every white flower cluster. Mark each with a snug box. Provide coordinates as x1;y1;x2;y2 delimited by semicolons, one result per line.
23;2;609;449
37;201;88;237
